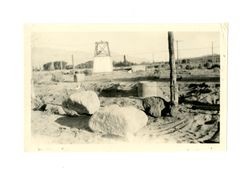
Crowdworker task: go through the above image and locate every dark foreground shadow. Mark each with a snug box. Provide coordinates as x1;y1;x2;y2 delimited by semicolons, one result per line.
179;99;220;111
55;115;92;132
203;122;220;144
114;76;220;82
99;88;138;97
182;100;220;111
98;83;138;97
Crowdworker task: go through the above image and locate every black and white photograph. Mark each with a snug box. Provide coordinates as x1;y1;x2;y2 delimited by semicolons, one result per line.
3;0;250;173
24;24;227;151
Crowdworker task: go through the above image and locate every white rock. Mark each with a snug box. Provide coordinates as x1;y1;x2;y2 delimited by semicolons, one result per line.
62;91;100;116
89;105;148;137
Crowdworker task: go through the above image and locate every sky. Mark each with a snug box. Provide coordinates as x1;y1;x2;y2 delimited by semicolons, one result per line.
31;32;220;66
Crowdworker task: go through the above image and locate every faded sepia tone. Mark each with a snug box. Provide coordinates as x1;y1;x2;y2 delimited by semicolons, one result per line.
24;24;227;151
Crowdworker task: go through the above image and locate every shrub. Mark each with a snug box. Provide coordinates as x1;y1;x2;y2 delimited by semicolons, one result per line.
83;69;92;76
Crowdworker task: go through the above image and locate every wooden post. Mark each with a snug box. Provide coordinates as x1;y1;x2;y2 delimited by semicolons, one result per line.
211;41;214;61
123;54;127;64
106;41;111;56
168;32;178;106
72;55;74;71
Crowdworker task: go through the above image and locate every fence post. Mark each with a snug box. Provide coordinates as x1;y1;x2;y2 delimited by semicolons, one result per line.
72;54;78;82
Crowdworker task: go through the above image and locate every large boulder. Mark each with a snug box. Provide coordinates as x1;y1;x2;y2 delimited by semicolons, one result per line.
62;91;100;116
142;96;171;117
89;105;148;137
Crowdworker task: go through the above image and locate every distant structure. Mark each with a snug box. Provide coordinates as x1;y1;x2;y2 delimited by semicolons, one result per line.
123;55;127;64
93;41;113;73
132;65;146;72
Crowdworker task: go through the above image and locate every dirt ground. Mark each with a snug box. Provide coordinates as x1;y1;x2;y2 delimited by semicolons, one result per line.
31;69;220;144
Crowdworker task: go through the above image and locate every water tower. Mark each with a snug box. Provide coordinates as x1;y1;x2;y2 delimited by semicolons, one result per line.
93;41;113;73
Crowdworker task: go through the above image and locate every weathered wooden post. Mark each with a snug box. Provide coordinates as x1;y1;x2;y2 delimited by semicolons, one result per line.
168;32;178;106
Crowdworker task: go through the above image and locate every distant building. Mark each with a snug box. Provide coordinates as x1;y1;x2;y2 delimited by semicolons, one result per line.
181;54;220;65
132;65;146;72
93;56;113;73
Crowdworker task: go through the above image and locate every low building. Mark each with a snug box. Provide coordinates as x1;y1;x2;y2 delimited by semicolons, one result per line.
93;56;113;73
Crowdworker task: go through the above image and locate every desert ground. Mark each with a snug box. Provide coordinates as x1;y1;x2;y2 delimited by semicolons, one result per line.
31;66;220;144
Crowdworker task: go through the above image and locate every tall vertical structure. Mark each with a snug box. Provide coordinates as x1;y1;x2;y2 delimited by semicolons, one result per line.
168;32;178;107
93;41;113;73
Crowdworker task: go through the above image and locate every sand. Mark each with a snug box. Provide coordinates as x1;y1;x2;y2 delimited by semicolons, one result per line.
30;70;220;144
